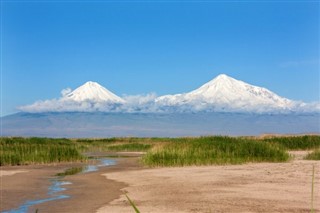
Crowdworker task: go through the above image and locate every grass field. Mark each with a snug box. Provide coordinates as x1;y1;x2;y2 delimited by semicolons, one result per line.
142;136;289;166
0;137;84;166
1;135;319;166
262;136;320;150
304;149;320;160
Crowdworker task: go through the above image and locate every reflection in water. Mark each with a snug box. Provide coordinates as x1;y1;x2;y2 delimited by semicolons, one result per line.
82;158;116;173
2;158;116;213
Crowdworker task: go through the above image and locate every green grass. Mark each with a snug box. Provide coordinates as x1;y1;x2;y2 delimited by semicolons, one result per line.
142;136;289;167
0;137;85;166
56;167;83;176
75;138;154;152
304;150;320;160
106;143;151;152
262;136;320;150
2;135;319;166
125;194;140;213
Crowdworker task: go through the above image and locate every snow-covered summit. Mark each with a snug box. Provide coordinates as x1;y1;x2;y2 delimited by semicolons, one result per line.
19;74;317;114
156;74;296;112
62;81;124;103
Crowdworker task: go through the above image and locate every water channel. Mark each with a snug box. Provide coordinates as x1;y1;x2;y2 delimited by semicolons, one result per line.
2;158;116;213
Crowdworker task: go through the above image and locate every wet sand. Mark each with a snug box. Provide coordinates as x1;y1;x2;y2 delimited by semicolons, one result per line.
0;157;141;213
33;157;141;213
1;163;78;212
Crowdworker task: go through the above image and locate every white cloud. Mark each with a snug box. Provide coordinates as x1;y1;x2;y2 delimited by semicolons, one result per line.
18;99;124;113
18;90;320;114
61;88;72;97
18;93;161;113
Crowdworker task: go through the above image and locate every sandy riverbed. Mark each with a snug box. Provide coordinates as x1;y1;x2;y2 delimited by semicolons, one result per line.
98;152;319;213
0;158;140;213
1;152;319;213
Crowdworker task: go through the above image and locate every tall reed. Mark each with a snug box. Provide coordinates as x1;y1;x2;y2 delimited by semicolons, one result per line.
263;136;320;150
0;137;84;166
142;136;289;167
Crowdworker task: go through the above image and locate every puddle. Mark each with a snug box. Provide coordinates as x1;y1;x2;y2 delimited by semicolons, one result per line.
2;158;116;213
82;158;116;173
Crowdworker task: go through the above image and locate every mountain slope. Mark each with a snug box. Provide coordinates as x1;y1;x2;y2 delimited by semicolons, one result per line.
18;75;317;113
156;74;296;113
18;81;125;113
2;112;319;137
62;81;124;103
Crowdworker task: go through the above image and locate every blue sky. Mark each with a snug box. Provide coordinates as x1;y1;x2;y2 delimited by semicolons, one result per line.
1;1;319;116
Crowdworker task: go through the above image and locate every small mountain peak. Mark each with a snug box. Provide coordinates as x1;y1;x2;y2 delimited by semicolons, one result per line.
213;74;236;82
203;74;238;87
63;81;124;103
82;81;101;87
215;74;229;79
85;81;95;84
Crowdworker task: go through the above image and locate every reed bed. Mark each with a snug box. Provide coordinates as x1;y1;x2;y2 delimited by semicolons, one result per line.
262;135;320;150
1;135;319;166
0;137;84;166
142;136;289;167
304;150;320;160
56;167;84;176
106;143;151;152
75;137;155;152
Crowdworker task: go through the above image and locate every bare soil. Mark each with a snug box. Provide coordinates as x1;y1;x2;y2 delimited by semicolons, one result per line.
1;152;319;213
0;158;140;213
98;152;320;213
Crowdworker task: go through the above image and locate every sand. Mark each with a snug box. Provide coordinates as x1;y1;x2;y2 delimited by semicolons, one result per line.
0;170;28;177
98;152;320;213
1;152;319;213
0;158;140;213
1;163;77;212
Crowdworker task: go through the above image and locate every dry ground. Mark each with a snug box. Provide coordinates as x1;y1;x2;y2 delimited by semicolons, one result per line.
98;151;319;213
1;152;319;213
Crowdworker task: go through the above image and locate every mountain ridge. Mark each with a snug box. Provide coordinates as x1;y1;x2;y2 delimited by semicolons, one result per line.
18;74;319;114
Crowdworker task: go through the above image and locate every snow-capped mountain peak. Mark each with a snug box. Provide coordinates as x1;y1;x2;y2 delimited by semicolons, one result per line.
19;74;317;114
62;81;124;103
189;74;243;97
156;74;296;112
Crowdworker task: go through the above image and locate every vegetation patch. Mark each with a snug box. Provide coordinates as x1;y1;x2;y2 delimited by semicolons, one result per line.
56;167;83;176
2;135;319;166
142;136;289;167
262;136;320;150
106;143;151;152
304;150;320;160
0;137;85;166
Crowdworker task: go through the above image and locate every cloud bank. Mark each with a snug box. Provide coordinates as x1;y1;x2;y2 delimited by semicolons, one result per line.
19;92;319;115
19;88;161;113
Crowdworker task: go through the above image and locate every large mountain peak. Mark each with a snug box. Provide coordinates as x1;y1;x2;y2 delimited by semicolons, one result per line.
213;73;233;81
19;74;315;114
156;74;295;112
62;81;124;103
82;81;102;87
191;74;242;96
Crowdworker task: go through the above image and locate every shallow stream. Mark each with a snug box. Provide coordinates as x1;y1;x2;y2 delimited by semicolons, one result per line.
2;158;116;213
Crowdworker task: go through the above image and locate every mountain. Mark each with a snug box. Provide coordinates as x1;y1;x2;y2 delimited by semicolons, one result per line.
62;81;124;103
156;74;297;113
2;112;319;137
18;75;318;113
4;75;319;137
18;81;125;113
